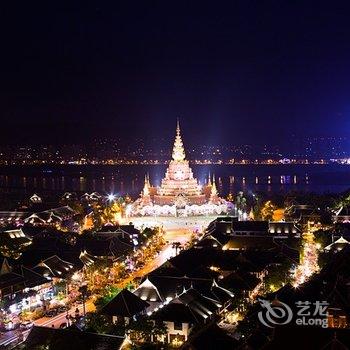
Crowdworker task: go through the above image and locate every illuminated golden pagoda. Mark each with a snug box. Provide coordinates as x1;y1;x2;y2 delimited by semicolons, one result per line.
153;120;206;206
132;121;228;216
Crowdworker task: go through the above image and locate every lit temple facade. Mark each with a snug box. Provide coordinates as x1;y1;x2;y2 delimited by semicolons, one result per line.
130;121;228;217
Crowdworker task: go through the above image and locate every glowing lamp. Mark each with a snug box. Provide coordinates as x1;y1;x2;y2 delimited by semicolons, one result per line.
107;194;116;201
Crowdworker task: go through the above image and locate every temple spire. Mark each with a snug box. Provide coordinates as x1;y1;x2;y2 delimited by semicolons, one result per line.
172;119;186;162
211;174;218;197
143;174;150;196
208;172;212;186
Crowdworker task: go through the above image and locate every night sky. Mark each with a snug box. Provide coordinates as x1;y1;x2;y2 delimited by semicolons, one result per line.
1;2;350;146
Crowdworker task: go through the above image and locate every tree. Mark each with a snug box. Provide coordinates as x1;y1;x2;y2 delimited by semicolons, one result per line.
314;229;332;249
126;317;153;342
152;321;168;341
261;200;276;221
252;197;263;220
84;312;112;334
235;192;247;212
263;260;293;293
126;317;168;344
172;242;182;255
78;284;88;317
94;285;121;310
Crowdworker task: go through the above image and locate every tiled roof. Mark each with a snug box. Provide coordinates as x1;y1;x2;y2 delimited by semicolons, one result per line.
264;326;350;349
34;255;74;278
151;288;221;324
25;326;125;350
181;322;239;350
101;289;149;317
134;277;163;302
231;220;269;232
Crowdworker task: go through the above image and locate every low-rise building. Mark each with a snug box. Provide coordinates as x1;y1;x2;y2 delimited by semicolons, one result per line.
101;289;149;325
149;287;221;345
24;326;125;349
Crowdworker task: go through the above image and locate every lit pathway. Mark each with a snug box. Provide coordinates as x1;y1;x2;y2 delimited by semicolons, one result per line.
117;227;192;289
293;230;319;287
0;226;195;348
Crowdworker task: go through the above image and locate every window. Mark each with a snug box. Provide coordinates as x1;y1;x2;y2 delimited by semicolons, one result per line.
174;321;183;331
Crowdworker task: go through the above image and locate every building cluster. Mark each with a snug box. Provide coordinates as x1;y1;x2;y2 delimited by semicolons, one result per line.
89;214;301;347
239;245;350;349
0;193;141;335
0;149;349;347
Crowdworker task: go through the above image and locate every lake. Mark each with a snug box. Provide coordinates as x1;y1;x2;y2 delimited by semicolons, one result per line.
0;164;349;201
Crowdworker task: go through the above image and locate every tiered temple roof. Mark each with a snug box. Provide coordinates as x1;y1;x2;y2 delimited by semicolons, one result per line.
132;121;228;216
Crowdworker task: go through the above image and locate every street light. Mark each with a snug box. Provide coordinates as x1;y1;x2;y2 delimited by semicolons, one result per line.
107;194;116;202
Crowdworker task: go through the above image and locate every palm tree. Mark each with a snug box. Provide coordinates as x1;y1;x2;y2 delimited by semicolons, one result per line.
78;284;88;317
172;242;181;255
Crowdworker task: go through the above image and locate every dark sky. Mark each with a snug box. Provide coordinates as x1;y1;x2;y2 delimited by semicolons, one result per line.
1;1;350;145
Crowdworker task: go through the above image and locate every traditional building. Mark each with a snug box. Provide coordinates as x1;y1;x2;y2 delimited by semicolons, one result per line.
131;121;228;217
24;326;125;350
101;289;149;325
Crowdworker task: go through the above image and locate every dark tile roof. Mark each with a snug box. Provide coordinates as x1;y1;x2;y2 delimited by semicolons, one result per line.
24;326;125;350
276;242;300;263
151;288;221;324
25;206;75;224
221;236;276;250
206;216;239;233
195;234;226;248
181;322;239;350
151;246;281;281
101;289;149;317
0;266;48;296
77;236;132;258
178;288;220;319
285;204;321;221
34;255;75;278
152;302;199;324
231;220;269;232
209;280;234;303
19;248;61;267
334;206;350;217
145;275;233;303
264;326;350;349
20;266;49;289
0;271;24;291
21;225;48;238
221;271;260;293
134;277;163;302
50;206;76;217
203;230;230;244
